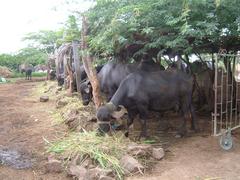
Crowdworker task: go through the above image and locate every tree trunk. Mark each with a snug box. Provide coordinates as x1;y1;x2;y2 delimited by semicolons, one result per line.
81;15;102;109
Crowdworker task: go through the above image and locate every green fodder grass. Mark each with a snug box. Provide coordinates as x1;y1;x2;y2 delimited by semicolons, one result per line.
48;131;131;179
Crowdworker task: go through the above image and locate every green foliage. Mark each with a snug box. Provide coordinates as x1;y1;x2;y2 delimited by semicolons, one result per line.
85;0;240;58
17;47;48;66
0;54;20;70
0;47;47;71
23;30;64;54
62;15;81;42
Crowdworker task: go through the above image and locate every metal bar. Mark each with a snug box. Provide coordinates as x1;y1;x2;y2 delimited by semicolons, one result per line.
214;125;240;137
213;54;219;136
225;61;229;129
235;77;239;128
230;57;234;128
219;54;240;57
237;82;240;127
220;63;224;134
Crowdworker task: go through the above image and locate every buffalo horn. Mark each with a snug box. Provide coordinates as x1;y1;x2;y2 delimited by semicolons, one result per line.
111;105;127;119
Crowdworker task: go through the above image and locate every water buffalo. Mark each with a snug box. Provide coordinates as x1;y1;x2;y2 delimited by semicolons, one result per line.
25;68;32;80
79;65;103;81
19;64;33;74
80;61;138;105
56;64;103;87
80;60;163;106
96;70;197;138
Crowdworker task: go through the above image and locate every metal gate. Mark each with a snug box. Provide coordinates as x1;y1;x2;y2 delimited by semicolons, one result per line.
212;51;240;150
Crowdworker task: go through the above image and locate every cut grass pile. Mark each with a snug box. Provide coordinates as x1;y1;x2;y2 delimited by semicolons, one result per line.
47;131;131;179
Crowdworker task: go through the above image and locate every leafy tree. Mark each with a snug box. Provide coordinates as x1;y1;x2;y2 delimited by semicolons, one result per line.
0;54;19;70
16;47;48;66
23;30;64;54
62;15;81;42
0;47;47;71
85;0;240;60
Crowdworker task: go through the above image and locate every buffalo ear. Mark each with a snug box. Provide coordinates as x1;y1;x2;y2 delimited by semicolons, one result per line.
84;87;90;94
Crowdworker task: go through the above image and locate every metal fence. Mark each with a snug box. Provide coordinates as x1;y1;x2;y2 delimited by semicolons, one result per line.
212;52;240;149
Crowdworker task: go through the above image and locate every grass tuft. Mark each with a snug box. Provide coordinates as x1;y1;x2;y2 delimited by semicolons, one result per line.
47;131;130;179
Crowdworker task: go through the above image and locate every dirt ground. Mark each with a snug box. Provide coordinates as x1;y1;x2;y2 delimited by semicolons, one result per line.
0;80;70;180
1;80;240;180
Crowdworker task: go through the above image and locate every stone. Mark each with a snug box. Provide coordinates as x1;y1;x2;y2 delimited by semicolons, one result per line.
81;158;93;168
67;165;87;180
44;159;62;173
120;155;144;175
56;99;68;108
40;96;49;102
127;144;152;157
152;147;165;160
99;175;115;180
86;167;113;180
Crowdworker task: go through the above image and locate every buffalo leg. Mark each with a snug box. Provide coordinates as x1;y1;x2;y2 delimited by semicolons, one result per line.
177;102;189;137
125;110;136;137
190;104;198;132
137;106;148;139
125;116;134;137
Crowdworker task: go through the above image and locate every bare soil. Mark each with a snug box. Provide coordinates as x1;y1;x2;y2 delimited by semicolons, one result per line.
0;80;70;180
1;80;240;180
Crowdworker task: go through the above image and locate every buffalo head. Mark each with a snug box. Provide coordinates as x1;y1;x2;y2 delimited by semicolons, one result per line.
96;103;127;134
80;80;92;105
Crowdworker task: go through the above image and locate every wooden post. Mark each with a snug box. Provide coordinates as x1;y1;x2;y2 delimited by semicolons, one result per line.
72;40;82;93
81;15;102;109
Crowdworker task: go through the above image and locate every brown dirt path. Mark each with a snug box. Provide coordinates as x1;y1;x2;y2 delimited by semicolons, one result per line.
0;81;69;180
1;80;240;180
128;134;240;180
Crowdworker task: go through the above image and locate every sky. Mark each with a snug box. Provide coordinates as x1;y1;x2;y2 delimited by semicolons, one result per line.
0;0;94;54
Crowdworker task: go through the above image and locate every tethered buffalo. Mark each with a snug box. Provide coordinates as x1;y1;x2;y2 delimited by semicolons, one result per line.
79;60;164;106
96;70;197;138
80;61;138;105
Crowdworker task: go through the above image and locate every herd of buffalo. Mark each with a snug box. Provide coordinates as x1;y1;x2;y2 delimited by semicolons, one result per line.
54;58;216;139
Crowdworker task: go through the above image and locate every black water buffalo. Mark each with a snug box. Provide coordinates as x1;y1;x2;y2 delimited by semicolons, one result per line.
25;68;32;80
96;70;197;138
56;65;103;87
80;60;163;106
80;61;138;105
79;65;103;81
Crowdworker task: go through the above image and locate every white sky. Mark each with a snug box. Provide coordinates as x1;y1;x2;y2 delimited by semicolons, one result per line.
0;0;94;54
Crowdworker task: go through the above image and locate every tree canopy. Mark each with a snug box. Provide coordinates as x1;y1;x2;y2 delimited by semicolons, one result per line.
1;0;239;70
85;0;240;60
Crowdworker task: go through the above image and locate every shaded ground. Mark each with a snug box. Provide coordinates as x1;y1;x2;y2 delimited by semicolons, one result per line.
0;80;69;180
1;80;240;180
